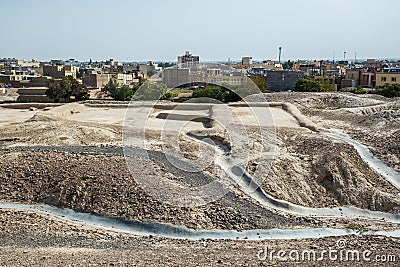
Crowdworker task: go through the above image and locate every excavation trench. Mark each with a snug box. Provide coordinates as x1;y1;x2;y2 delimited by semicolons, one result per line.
187;133;400;224
319;132;400;190
0;203;399;240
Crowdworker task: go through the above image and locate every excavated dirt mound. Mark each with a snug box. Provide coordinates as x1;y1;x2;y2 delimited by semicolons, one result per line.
0;149;308;231
255;129;400;212
0;115;122;147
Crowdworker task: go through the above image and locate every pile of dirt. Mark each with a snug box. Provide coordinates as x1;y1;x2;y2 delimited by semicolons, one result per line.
26;114;55;122
0;116;122;147
256;130;400;212
0;149;307;231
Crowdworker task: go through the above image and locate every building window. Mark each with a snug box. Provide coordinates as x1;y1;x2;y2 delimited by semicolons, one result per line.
391;77;397;82
381;77;387;82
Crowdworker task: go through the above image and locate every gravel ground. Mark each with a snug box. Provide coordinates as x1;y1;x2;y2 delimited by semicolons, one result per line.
0;147;310;231
0;210;398;266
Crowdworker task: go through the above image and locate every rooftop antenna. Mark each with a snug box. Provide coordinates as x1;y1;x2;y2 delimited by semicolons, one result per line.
278;47;282;64
333;51;335;64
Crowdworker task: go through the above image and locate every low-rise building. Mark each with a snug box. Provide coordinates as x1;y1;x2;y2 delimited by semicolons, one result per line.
162;68;190;88
43;65;79;79
17;87;52;102
83;73;134;89
83;73;110;89
241;56;252;66
343;69;376;88
376;68;400;87
252;69;305;92
206;75;247;86
264;70;305;92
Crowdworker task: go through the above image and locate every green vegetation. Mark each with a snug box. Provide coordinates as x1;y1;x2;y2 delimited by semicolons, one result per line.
346;224;368;233
46;76;89;102
283;60;294;70
105;79;135;101
340;87;368;94
105;78;265;102
192;86;242;103
167;88;193;95
73;86;90;101
375;83;400;98
294;77;335;92
133;81;168;100
191;82;261;103
159;89;192;100
340;83;400;98
250;76;268;93
105;78;145;101
157;62;175;68
159;91;175;100
105;77;171;101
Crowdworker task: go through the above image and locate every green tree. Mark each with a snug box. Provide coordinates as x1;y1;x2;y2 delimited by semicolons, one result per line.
192;85;242;103
110;84;134;101
72;85;90;100
104;78;150;101
104;78;118;93
283;60;294;70
375;83;400;98
104;79;132;101
46;76;89;102
294;77;334;92
133;81;168;100
63;75;80;94
315;78;335;92
46;76;72;102
46;79;62;102
250;76;268;93
138;76;146;86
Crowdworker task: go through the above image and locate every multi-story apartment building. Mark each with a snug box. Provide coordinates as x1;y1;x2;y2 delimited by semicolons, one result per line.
177;51;199;66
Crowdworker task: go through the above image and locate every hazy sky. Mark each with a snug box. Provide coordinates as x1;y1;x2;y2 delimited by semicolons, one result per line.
1;0;399;62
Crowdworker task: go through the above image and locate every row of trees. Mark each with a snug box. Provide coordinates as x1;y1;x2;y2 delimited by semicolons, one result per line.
192;86;241;103
104;77;169;101
375;83;400;98
295;77;400;98
46;76;399;103
294;77;335;92
192;81;265;103
104;77;266;102
46;76;90;102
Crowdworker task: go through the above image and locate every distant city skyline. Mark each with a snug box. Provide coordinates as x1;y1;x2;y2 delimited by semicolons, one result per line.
1;0;399;62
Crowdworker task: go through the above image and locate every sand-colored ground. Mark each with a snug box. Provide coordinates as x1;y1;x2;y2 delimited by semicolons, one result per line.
0;93;399;266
